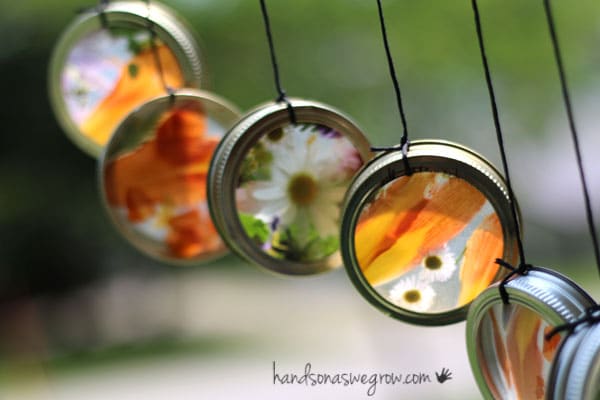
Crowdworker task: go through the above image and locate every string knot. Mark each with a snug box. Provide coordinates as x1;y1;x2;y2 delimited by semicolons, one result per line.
275;92;297;125
545;304;600;340
370;138;412;175
496;259;531;304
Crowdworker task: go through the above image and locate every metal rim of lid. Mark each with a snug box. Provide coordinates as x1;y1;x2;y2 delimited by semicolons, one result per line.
98;88;241;266
547;320;589;400
553;319;600;400
207;98;373;276
48;0;203;158
340;139;519;326
466;266;596;400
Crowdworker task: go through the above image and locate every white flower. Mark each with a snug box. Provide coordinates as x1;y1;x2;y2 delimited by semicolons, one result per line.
389;276;436;312
250;124;355;237
418;246;457;283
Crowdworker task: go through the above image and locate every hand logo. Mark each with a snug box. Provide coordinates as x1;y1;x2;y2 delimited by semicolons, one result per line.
435;367;452;384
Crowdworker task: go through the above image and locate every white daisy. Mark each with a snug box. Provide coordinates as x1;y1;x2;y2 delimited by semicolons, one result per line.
250;124;356;238
418;245;457;283
389;276;436;312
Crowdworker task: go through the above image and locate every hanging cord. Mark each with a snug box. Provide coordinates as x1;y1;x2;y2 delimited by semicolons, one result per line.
543;0;600;276
144;0;175;103
77;0;110;28
471;0;530;304
371;0;411;174
258;0;296;125
546;304;600;340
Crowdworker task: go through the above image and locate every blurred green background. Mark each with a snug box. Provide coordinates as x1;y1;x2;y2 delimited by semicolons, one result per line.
1;0;599;399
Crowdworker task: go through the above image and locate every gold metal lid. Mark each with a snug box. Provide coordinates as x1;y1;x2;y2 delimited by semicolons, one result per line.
98;89;240;265
208;98;372;276
48;0;203;157
340;139;519;325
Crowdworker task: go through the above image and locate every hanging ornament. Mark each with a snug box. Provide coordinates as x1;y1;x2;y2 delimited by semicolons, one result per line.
466;267;595;399
209;99;371;275
465;1;599;399
206;0;371;276
48;0;203;157
339;0;517;325
341;139;519;325
99;89;240;265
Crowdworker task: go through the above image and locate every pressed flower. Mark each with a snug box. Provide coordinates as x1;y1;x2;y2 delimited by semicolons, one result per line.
357;172;486;287
505;306;545;400
457;213;504;306
389;276;436;312
105;108;223;259
166;209;221;258
489;308;513;395
82;44;184;146
250;125;357;239
418;245;457;283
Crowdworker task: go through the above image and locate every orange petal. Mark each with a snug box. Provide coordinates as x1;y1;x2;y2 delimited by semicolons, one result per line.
542;326;561;362
358;173;486;286
105;109;215;214
505;306;544;400
156;108;213;165
82;45;184;146
166;210;221;259
354;174;434;270
456;213;504;306
407;175;486;264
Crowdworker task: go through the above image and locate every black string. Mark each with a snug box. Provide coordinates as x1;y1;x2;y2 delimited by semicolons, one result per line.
258;0;296;125
77;0;109;28
543;0;600;277
495;259;532;304
144;0;175;102
471;0;529;303
372;0;411;174
546;304;600;340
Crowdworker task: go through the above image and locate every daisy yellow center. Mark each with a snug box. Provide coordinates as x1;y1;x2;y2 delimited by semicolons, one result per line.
403;289;421;304
287;173;318;206
424;255;443;270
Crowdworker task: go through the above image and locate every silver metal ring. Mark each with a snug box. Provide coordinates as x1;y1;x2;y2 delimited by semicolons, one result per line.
466;267;595;399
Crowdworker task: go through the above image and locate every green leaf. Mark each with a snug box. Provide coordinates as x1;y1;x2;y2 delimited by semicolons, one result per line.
239;213;270;244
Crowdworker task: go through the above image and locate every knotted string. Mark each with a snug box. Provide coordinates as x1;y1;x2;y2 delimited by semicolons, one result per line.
372;0;411;175
471;0;530;304
259;0;296;125
546;304;600;340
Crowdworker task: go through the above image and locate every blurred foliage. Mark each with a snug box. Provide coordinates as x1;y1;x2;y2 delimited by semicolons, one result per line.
0;0;599;298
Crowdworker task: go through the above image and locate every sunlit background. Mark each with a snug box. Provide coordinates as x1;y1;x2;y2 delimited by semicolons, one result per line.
1;0;600;399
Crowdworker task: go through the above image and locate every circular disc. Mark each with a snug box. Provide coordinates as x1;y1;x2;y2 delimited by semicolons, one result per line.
341;139;520;325
208;98;372;276
99;89;240;265
48;0;203;157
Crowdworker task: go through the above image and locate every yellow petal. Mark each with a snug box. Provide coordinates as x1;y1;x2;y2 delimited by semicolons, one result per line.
362;226;427;286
